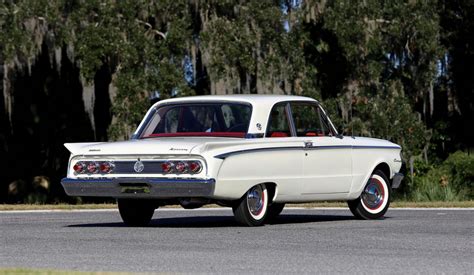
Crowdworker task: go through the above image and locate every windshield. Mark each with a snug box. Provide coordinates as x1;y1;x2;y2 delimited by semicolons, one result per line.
140;102;252;138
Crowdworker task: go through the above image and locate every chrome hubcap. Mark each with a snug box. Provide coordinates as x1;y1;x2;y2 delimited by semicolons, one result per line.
247;185;264;216
362;179;384;209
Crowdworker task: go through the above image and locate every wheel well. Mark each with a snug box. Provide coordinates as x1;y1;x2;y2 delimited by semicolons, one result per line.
264;182;277;203
374;162;391;179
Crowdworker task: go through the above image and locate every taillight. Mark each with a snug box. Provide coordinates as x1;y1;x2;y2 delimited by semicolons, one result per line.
161;162;173;173
161;161;202;174
188;161;202;173
73;162;85;174
175;161;187;173
74;160;203;175
99;162;114;173
86;162;98;173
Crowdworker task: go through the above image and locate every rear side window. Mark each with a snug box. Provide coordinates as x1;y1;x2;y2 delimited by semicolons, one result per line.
266;103;291;138
291;103;331;137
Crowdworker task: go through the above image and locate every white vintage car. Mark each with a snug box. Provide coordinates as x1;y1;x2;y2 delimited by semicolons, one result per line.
62;95;403;226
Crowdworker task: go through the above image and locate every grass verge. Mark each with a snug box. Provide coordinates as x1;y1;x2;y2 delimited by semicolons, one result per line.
0;268;135;275
1;200;473;211
288;200;474;208
0;203;117;211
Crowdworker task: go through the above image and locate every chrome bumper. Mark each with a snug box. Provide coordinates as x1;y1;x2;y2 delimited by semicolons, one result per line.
391;173;404;189
61;177;215;198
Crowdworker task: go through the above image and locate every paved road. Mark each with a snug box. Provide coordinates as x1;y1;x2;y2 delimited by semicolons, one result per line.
1;208;473;274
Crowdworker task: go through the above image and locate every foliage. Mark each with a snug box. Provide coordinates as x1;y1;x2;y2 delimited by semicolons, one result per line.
1;0;194;139
410;151;474;201
0;0;473;202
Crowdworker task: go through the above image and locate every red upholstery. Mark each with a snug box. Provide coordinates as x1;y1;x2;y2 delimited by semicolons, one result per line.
306;131;325;137
270;132;289;137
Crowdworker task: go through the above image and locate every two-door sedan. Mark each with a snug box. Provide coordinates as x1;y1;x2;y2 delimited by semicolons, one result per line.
62;95;404;226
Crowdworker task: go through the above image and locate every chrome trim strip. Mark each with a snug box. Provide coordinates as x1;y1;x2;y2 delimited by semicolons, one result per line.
352;145;401;150
214;145;401;159
215;146;302;159
309;145;353;150
286;103;298;137
318;103;339;136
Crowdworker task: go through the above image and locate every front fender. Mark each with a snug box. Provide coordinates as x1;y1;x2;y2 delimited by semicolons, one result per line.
349;159;393;200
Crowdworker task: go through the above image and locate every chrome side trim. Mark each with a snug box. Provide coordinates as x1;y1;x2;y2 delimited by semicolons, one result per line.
214;144;401;159
309;145;353;150
215;146;301;159
352;145;401;150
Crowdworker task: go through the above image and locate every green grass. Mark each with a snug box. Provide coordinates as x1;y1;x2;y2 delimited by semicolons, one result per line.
1;200;473;211
288;200;474;208
0;203;117;211
389;200;474;208
0;268;139;275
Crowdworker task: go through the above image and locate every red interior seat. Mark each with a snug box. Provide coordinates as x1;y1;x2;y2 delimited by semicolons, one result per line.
270;132;288;137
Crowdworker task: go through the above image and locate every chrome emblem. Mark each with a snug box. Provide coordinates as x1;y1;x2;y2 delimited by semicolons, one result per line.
134;160;144;173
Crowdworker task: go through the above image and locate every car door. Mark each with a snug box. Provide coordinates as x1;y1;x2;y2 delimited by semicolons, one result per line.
263;102;304;199
290;102;353;195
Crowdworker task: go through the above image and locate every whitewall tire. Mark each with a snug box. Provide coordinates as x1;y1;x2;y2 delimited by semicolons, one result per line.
233;184;269;226
348;170;391;220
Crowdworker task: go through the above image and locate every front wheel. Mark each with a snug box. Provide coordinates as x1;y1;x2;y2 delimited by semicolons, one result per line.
117;199;156;226
348;170;391;220
233;184;269;226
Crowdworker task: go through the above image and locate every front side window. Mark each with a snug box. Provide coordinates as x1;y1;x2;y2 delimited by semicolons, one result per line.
291;103;332;137
141;103;251;138
266;103;291;138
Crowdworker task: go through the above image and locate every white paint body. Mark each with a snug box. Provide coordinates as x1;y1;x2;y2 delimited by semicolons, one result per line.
64;95;403;203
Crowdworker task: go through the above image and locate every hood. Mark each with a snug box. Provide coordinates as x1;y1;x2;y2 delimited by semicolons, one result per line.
64;137;235;156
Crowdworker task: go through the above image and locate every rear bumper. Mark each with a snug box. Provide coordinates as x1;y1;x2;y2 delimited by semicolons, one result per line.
61;177;215;198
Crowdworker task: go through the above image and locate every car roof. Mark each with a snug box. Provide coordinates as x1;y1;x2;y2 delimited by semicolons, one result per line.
153;94;318;108
145;94;322;135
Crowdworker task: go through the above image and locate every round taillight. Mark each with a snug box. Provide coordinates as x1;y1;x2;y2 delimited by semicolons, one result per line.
161;162;173;173
175;161;187;173
99;162;113;173
86;162;98;174
188;161;202;173
73;162;85;174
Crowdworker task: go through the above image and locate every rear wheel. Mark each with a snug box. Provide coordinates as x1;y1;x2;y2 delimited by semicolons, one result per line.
117;199;156;226
233;184;269;226
348;170;391;220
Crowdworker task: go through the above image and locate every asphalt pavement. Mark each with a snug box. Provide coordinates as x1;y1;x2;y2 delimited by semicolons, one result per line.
1;208;473;274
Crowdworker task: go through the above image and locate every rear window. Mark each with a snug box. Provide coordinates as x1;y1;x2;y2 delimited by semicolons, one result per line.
141;103;252;138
